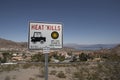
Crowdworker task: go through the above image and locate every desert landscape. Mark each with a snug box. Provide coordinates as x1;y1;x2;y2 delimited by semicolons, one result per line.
0;0;120;80
0;61;120;80
0;38;120;80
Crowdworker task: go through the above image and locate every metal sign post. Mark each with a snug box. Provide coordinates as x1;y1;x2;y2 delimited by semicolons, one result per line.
45;53;48;80
43;47;50;80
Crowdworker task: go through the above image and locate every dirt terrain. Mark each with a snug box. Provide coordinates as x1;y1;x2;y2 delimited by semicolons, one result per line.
0;63;76;80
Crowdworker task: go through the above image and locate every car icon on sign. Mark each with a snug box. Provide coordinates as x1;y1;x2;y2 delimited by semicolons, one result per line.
31;32;46;44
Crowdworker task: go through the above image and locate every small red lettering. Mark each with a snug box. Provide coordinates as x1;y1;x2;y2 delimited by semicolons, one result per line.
46;25;60;31
57;26;60;31
31;25;44;30
31;25;38;30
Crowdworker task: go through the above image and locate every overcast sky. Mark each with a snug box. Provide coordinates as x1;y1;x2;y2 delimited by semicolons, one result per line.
0;0;120;44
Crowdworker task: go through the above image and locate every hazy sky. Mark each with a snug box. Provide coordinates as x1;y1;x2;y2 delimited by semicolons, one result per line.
0;0;120;44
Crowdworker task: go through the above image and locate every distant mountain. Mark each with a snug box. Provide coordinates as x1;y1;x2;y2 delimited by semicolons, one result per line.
0;37;119;50
64;43;119;50
0;38;27;48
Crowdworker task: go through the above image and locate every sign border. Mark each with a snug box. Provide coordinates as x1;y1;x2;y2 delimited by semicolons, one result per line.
28;21;63;50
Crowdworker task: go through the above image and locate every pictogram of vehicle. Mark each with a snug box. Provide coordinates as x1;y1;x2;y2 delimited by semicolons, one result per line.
31;32;46;44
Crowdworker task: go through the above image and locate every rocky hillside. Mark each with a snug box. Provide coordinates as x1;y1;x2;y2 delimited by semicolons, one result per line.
0;38;27;48
111;44;120;55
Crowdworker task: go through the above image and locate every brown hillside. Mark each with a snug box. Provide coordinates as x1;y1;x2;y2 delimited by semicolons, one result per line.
0;38;27;48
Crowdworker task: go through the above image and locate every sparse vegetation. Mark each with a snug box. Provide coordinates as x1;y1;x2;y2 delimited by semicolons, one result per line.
71;61;120;80
0;43;120;80
56;71;66;78
22;63;33;69
0;61;120;80
31;53;44;62
79;53;88;61
49;70;57;75
12;75;16;80
5;76;11;80
38;68;44;78
31;53;51;62
0;52;12;63
0;64;19;72
52;52;65;62
29;77;35;80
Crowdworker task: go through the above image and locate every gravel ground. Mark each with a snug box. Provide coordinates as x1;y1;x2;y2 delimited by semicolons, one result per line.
0;64;75;80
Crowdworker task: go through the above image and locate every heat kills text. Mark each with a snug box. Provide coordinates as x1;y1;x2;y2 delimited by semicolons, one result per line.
31;24;61;31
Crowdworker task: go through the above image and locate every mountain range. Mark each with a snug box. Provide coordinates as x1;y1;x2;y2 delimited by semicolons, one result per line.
0;38;27;48
64;43;119;50
0;38;119;50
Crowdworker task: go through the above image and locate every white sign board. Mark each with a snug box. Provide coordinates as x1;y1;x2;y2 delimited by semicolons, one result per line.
28;22;63;49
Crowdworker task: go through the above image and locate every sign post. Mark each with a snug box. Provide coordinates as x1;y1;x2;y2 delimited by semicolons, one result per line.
29;22;63;80
45;53;48;80
43;47;50;80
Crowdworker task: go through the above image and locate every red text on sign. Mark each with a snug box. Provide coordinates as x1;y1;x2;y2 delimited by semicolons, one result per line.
46;25;60;31
31;25;44;30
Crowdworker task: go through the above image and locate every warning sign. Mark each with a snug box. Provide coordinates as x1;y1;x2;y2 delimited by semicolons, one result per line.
28;22;63;49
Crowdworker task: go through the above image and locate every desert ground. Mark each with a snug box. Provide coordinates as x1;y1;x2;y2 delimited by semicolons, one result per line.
0;62;120;80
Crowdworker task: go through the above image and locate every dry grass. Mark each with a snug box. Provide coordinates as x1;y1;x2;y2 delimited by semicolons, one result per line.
0;62;120;80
